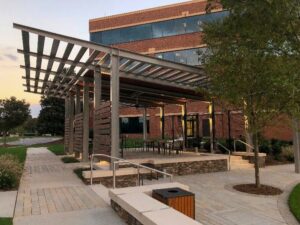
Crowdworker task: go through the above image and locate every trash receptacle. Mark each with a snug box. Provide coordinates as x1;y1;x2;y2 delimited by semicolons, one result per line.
152;187;195;219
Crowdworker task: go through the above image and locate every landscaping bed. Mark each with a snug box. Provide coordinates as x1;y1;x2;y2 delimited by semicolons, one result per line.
61;156;79;163
0;146;27;191
233;184;283;196
289;183;300;222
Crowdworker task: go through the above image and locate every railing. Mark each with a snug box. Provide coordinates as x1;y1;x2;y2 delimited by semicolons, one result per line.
216;142;231;171
90;154;173;188
233;139;254;152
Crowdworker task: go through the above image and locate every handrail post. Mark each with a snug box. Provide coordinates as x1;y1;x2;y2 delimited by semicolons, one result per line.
90;154;93;185
113;161;116;189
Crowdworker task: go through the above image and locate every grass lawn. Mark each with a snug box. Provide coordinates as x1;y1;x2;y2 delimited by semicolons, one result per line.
0;218;12;225
0;146;27;163
48;144;65;155
289;183;300;222
0;136;20;144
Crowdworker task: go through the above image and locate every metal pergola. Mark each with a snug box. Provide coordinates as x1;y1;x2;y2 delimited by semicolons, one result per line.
14;23;210;161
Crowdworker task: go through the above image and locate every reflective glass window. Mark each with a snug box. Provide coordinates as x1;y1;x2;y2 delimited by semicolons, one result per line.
90;11;228;45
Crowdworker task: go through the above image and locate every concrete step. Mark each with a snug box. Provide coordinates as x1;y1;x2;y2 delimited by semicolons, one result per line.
231;164;253;169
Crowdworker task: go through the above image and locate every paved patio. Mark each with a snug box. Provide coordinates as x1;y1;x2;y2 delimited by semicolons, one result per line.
174;164;300;225
13;147;124;225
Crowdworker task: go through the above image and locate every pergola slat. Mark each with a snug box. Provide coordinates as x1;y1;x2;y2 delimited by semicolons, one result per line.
22;31;30;91
34;35;45;93
62;50;100;94
42;39;60;92
52;46;88;95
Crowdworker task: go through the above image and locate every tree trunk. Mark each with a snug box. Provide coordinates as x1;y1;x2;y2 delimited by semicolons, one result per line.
3;131;7;147
245;132;254;152
293;118;300;174
253;132;260;188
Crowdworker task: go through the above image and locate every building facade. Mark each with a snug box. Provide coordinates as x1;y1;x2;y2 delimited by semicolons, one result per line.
89;0;292;142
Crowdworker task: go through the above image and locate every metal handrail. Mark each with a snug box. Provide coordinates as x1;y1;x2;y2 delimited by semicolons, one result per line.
90;153;173;188
233;139;254;152
216;142;231;171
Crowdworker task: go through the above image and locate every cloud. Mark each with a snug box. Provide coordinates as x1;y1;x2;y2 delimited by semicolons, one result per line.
0;56;3;61
4;53;18;62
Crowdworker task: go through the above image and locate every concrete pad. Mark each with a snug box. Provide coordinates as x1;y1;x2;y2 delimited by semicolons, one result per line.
0;191;17;217
143;208;202;225
90;184;110;205
13;207;125;225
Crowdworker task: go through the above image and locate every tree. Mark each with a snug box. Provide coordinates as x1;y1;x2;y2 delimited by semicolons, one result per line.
37;97;65;136
202;0;300;187
0;97;30;146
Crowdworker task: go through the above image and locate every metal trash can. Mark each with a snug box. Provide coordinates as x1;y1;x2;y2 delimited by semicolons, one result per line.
152;187;195;219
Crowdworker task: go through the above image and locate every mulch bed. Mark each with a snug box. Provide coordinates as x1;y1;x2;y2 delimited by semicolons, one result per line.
233;184;283;196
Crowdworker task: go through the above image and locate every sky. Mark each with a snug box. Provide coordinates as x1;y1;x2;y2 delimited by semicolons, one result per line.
0;0;189;117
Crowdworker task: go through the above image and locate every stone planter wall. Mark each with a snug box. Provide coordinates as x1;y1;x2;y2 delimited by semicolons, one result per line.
111;200;143;225
155;159;228;175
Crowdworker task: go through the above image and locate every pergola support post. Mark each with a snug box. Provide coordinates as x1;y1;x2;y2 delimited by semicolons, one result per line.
293;118;300;173
143;108;148;144
181;103;187;150
68;93;75;154
75;85;81;114
64;97;70;153
111;54;120;159
93;66;102;155
160;106;165;140
82;79;90;162
209;101;215;153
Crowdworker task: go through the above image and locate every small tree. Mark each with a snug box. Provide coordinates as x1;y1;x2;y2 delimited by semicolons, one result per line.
37;97;65;136
202;0;299;187
0;97;30;146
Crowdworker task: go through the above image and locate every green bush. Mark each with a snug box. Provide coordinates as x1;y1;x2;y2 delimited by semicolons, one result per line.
259;140;271;154
61;156;79;163
0;155;22;190
271;139;282;157
281;146;294;162
289;183;300;222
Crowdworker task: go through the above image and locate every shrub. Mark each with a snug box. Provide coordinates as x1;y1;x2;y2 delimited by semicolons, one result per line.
281;146;294;162
0;154;22;190
61;156;79;163
271;139;282;157
259;140;271;154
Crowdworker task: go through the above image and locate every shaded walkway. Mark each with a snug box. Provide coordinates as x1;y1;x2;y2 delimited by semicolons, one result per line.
14;147;124;225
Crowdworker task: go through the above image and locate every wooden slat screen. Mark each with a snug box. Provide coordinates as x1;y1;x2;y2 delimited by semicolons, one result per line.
64;117;70;152
93;101;111;155
74;113;83;153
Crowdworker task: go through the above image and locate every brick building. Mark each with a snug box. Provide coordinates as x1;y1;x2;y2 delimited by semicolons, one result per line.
89;0;292;142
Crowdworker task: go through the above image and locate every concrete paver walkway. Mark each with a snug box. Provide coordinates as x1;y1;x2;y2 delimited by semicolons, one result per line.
13;147;124;225
0;191;17;217
174;165;300;225
8;137;62;146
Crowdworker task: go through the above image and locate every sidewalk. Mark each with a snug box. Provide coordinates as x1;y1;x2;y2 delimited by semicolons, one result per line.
13;147;124;225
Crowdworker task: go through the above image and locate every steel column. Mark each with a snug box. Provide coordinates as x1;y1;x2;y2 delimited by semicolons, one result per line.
69;94;75;154
111;54;120;158
82;80;90;162
160;106;165;140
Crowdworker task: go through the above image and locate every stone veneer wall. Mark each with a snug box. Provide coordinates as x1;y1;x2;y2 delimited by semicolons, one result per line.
84;159;228;188
111;200;143;225
155;159;228;175
85;174;139;188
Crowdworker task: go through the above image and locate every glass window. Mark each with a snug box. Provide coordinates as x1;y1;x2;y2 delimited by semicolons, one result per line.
202;119;210;137
90;11;228;45
155;48;206;66
120;117;149;134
